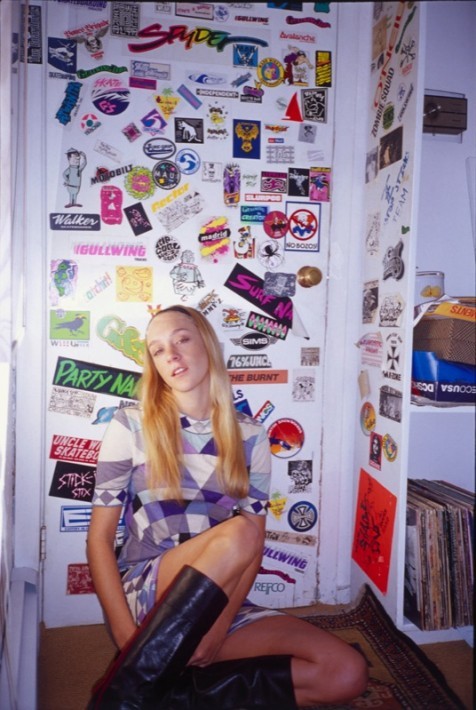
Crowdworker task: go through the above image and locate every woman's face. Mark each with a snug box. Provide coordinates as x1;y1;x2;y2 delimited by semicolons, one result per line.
146;310;210;405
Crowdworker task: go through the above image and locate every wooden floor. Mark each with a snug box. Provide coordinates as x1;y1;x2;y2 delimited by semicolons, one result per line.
38;620;474;710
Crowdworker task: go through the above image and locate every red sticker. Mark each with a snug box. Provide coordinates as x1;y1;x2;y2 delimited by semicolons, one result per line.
267;418;304;458
263;211;288;238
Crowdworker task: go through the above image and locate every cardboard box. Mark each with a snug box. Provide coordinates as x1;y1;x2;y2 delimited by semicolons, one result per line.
411;351;476;405
413;300;476;366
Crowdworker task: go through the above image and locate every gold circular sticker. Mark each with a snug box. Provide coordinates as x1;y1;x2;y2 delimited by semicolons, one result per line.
360;402;376;435
297;266;323;288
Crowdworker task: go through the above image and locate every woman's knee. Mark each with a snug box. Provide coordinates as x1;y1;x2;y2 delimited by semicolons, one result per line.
211;515;262;564
325;647;368;702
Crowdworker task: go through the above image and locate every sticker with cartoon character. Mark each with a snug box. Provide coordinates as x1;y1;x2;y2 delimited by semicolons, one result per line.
63;148;87;208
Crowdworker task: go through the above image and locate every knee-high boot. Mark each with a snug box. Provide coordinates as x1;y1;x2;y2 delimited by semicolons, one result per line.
88;565;228;710
152;654;298;710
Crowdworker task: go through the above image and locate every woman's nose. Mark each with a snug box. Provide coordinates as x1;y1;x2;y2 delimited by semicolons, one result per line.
166;344;179;360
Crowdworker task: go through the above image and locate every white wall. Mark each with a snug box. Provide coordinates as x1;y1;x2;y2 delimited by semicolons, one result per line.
416;1;476;297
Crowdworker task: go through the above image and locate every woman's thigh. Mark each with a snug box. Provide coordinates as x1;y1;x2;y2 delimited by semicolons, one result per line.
154;516;257;600
215;613;354;665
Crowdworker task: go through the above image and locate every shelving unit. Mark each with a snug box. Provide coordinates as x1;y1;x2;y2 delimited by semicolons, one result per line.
350;2;474;648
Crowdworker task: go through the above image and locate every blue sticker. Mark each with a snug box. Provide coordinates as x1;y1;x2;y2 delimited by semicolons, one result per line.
48;37;77;73
288;501;317;532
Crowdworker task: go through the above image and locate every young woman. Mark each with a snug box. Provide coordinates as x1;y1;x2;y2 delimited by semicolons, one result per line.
87;305;367;709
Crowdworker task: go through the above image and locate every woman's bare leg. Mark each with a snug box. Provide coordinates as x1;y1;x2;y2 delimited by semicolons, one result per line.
150;516;367;706
215;615;368;707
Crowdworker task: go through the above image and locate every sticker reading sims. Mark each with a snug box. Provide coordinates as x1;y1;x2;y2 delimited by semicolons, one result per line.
268;418;304;458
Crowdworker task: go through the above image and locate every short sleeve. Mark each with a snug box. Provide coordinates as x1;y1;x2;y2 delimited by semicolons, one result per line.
237;418;271;516
92;408;138;507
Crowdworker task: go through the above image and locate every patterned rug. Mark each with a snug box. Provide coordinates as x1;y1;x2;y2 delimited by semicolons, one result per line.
300;585;464;709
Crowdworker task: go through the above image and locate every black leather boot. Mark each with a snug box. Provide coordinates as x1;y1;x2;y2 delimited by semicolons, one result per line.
88;565;228;709
153;654;298;710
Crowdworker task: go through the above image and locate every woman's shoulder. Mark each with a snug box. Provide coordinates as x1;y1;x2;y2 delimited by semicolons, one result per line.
111;403;142;428
235;410;267;438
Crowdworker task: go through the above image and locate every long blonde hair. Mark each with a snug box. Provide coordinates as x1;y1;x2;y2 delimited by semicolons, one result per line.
137;305;249;500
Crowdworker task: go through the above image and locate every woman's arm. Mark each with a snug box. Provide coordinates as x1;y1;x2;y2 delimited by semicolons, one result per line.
86;505;137;649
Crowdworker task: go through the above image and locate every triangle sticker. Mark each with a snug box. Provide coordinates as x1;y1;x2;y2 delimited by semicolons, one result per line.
283;92;303;122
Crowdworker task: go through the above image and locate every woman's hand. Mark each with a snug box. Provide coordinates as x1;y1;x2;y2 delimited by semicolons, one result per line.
187;614;230;667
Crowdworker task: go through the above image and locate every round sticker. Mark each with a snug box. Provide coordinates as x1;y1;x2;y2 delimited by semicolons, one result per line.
288;209;318;241
176;148;201;175
288;501;317;532
382;433;398;462
360;402;376;435
257;240;284;269
267;418;304;458
152;160;181;189
257;58;285;87
143;137;176;161
124;167;156;200
263;211;288;239
155;235;181;262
